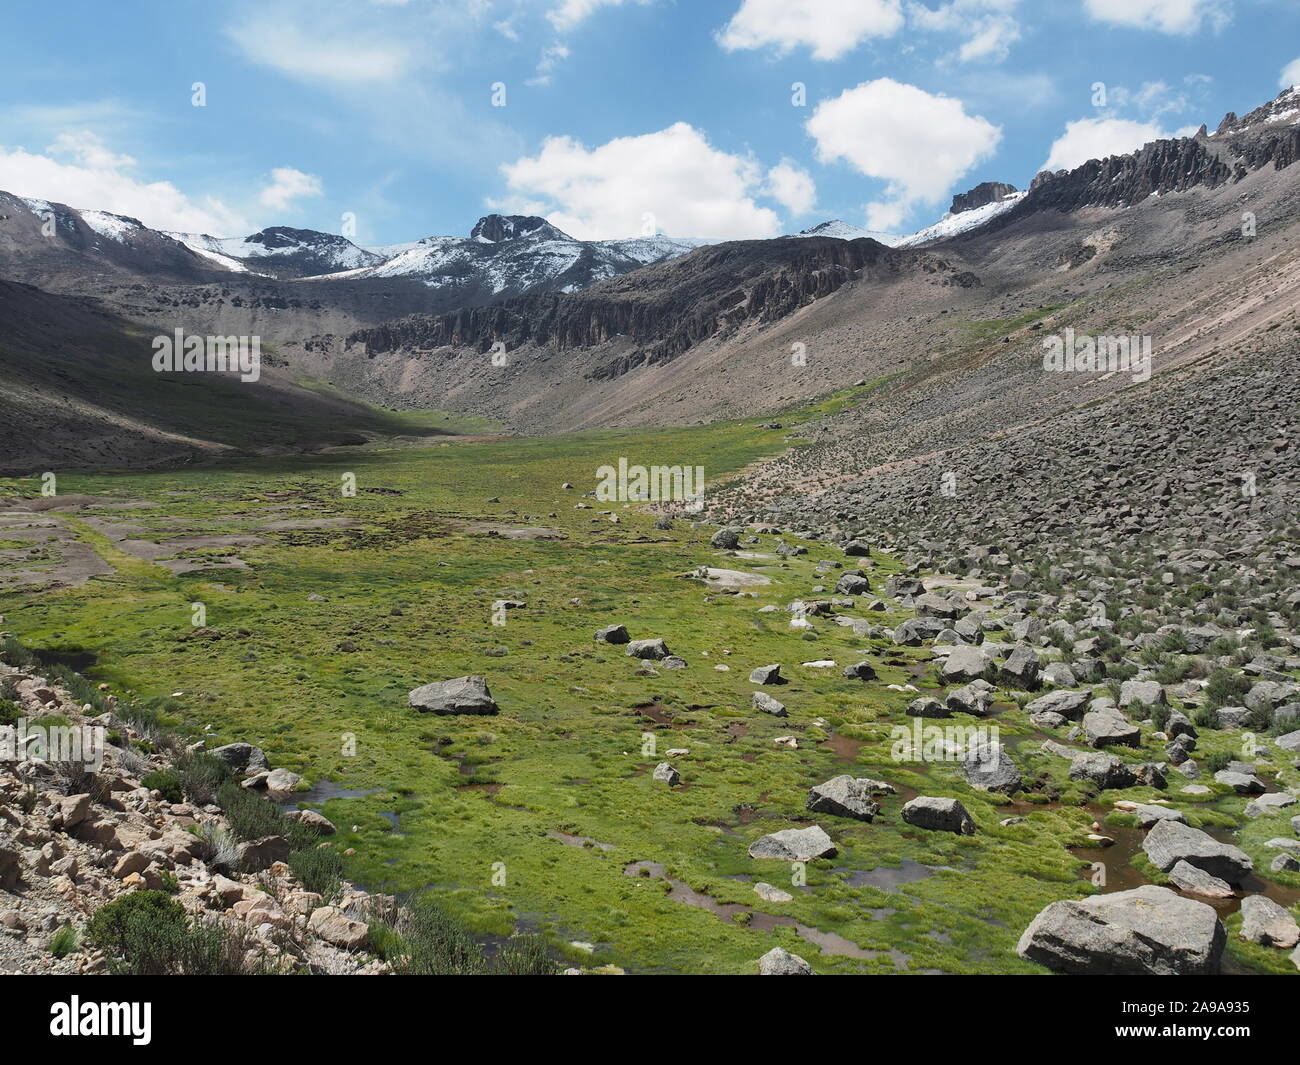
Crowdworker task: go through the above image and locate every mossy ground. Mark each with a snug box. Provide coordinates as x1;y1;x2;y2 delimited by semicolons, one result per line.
1;391;1293;974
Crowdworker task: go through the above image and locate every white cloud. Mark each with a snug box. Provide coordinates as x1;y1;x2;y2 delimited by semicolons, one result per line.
806;79;1001;230
226;12;413;84
548;0;651;32
908;0;1022;63
1084;0;1229;34
1281;57;1300;89
497;122;781;240
717;0;903;61
0;131;251;234
1042;117;1167;172
529;42;571;86
259;167;324;211
765;159;817;215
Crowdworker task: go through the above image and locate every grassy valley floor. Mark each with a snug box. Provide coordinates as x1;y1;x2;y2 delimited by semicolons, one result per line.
1;393;1293;974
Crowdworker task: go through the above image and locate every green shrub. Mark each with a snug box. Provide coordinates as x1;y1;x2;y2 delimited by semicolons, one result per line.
45;664;110;714
287;845;343;899
215;779;316;848
1204;669;1250;710
85;891;260;975
86;892;187;957
216;779;285;840
0;699;19;727
179;751;231;805
49;924;78;959
491;936;553;975
373;896;553;975
0;636;39;669
141;769;183;803
1203;751;1232;774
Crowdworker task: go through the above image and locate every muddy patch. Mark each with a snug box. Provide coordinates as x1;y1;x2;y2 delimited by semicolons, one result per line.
624;860;907;967
458;522;567;540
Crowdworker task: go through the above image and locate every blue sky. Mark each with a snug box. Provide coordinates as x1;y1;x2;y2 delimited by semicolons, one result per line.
0;0;1296;245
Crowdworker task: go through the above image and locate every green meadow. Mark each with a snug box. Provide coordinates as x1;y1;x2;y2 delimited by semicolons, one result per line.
1;389;1290;974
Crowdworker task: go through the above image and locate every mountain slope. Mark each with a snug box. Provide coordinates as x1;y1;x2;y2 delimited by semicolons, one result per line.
0;280;443;472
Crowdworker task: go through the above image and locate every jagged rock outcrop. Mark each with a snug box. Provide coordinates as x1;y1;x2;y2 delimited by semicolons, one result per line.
951;182;1018;214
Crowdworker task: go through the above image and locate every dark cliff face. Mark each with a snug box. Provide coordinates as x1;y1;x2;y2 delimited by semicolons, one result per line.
951;182;1018;214
1002;89;1300;226
1024;138;1234;213
468;214;569;243
345;237;971;377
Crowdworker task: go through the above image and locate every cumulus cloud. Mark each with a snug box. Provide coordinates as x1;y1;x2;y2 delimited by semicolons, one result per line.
1281;57;1300;89
765;159;817;216
908;0;1022;63
0;131;251;235
226;11;413;84
497;123;781;240
717;0;903;61
547;0;652;32
1041;117;1168;172
806;79;1000;231
259;167;324;211
1084;0;1229;34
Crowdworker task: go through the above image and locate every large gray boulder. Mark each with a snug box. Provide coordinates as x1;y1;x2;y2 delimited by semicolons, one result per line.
1167;860;1234;899
749;663;782;684
1025;689;1090;721
806;776;880;821
1214;770;1265;795
938;645;996;683
751;691;787;717
758;946;813;975
1083;709;1140;748
893;617;945;646
1245;792;1297;818
902;796;976;835
626;638;670;660
1133;804;1185;827
1238;896;1300;949
835;572;870;596
1068;753;1137;789
748;825;837;861
594;624;630;644
1000;646;1041;690
1016;885;1225;975
408;675;499;715
710;527;741;550
945;681;994;716
211;741;269;772
961;743;1022;794
1119;680;1166;708
1141;819;1253;884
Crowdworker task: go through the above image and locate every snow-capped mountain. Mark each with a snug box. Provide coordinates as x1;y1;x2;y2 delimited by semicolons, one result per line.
319;214;707;297
793;220;903;246
894;190;1026;248
166;227;385;279
792;183;1025;250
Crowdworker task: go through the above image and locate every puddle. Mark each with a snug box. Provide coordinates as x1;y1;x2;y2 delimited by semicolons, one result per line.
838;860;938;891
623;860;907;966
273;781;379;806
821;733;866;763
548;830;614;851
